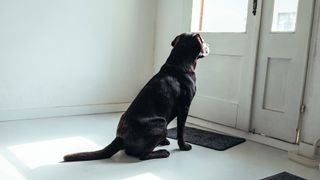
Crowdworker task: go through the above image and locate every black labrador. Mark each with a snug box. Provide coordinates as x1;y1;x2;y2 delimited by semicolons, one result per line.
64;33;209;161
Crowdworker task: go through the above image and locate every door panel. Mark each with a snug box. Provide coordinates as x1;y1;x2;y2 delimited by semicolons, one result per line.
188;0;260;128
262;58;290;113
191;96;238;127
190;32;246;128
190;35;244;127
196;55;242;102
251;0;314;142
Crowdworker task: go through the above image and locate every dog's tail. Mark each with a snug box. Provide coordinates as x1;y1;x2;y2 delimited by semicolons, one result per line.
63;137;123;162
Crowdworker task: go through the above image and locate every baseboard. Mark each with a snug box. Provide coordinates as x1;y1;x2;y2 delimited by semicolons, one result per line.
0;103;130;122
187;116;298;152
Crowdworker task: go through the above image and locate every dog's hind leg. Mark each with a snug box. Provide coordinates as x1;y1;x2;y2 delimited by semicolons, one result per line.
140;149;170;160
158;138;170;146
139;135;170;160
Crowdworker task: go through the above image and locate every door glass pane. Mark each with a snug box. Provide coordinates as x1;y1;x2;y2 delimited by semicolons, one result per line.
192;0;249;33
271;0;299;32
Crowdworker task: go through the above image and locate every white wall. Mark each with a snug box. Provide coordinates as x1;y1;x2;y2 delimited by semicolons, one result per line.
0;0;156;120
154;0;189;72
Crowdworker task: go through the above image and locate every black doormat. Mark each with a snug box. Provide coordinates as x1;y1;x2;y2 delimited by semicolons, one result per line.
261;172;306;180
167;127;245;151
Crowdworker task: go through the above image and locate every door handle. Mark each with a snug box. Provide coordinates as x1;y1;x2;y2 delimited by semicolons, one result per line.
253;0;258;16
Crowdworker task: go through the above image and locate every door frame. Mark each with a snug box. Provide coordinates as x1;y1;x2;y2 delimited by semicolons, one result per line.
297;0;320;144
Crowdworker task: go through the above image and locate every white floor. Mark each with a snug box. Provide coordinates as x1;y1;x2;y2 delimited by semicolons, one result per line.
0;113;319;180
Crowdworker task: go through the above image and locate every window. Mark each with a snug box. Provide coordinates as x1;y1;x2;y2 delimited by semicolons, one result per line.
191;0;249;33
271;0;299;32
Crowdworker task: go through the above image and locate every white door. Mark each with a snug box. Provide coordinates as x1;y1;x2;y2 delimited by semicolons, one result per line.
251;0;314;142
186;0;261;130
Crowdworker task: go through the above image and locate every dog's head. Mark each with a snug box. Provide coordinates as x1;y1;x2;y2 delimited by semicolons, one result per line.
171;33;209;60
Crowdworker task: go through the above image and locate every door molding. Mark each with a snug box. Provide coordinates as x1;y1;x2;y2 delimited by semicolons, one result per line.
236;0;263;131
298;0;320;143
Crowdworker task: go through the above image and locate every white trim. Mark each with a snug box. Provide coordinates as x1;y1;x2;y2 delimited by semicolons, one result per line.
187;116;298;152
0;103;130;122
300;0;320;144
308;0;320;61
236;0;263;132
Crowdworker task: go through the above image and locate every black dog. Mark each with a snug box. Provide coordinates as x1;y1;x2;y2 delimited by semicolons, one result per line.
63;33;209;161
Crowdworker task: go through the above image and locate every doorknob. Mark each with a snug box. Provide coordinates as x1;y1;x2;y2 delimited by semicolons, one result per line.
252;0;258;16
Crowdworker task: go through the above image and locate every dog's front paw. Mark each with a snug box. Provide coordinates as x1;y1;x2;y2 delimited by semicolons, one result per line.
178;142;192;151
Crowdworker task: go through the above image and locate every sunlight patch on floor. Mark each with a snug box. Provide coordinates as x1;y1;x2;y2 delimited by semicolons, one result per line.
123;173;163;180
8;136;100;169
0;154;26;180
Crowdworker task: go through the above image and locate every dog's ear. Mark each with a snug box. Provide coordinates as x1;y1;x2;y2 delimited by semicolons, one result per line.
194;33;206;53
194;33;203;44
171;35;181;47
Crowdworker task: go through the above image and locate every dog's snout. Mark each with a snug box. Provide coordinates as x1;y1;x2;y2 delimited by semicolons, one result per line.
202;42;210;56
